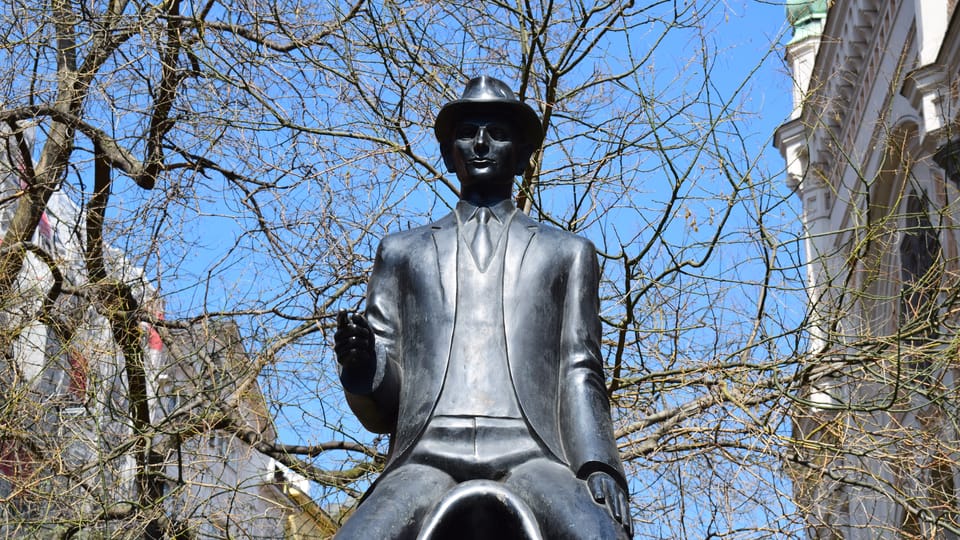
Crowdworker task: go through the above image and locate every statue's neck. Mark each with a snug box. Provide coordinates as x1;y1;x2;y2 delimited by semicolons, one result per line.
460;184;513;207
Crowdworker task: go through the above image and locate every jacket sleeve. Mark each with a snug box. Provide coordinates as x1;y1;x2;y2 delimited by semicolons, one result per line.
340;241;401;434
558;238;627;489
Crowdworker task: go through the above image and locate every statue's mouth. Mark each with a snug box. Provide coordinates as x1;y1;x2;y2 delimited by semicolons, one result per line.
470;159;494;166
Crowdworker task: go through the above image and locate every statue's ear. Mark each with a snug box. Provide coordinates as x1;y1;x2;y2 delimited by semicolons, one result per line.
440;142;456;173
515;144;535;175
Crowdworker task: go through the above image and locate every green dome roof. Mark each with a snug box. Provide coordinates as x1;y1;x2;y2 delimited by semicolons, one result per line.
786;0;828;43
786;0;829;27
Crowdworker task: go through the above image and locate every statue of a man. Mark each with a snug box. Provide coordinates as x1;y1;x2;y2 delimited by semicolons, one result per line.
334;76;630;539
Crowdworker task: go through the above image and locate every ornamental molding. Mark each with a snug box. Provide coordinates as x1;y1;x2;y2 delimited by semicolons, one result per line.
802;0;897;189
902;3;960;143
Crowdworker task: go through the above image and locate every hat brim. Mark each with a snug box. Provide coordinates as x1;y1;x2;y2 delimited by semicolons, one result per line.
434;99;543;148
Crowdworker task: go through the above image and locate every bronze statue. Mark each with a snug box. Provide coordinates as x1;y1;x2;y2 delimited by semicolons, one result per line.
334;76;630;539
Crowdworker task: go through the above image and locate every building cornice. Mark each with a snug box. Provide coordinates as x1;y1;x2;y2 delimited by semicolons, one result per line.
773;117;806;191
902;3;960;142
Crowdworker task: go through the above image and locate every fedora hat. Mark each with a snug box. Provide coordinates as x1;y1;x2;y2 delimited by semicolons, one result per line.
434;76;543;148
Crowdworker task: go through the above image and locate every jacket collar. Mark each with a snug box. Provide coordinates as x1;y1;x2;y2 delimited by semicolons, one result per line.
432;201;538;313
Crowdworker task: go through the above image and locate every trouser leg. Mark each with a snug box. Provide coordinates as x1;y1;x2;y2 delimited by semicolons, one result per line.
334;463;456;540
504;458;630;540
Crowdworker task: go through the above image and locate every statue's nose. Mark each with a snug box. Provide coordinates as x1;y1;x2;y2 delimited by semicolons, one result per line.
473;126;490;155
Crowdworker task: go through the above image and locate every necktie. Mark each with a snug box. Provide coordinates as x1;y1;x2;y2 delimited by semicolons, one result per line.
471;207;493;269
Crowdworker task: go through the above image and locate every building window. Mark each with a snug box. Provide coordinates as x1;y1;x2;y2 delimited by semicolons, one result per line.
898;187;942;341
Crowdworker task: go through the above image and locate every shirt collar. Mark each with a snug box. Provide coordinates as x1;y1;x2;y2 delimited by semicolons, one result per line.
455;199;515;224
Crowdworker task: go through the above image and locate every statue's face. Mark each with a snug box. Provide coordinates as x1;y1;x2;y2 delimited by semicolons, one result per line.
449;114;519;190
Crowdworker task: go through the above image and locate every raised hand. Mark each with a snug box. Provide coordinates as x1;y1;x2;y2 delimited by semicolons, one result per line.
334;310;375;372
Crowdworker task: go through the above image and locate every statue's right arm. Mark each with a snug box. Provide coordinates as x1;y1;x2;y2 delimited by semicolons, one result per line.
336;243;401;434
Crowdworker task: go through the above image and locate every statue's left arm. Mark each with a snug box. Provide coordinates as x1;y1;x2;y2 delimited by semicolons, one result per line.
558;237;630;527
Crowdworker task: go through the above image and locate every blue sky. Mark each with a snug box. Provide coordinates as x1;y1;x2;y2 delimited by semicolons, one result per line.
275;1;811;527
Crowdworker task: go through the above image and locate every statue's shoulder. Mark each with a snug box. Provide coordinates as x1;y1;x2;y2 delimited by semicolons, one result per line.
378;212;456;251
521;214;597;255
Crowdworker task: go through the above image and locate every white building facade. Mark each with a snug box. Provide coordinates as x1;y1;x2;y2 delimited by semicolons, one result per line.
776;0;960;538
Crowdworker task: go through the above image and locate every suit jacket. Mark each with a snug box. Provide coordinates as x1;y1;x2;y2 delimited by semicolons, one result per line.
340;207;626;487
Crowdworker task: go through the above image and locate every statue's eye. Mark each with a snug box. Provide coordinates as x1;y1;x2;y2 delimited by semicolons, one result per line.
487;126;511;141
456;125;478;139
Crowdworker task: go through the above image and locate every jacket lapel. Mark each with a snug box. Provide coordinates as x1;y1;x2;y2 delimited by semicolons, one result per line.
431;213;458;312
503;212;537;329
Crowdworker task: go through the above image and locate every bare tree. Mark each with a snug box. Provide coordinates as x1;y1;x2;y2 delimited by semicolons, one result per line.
0;0;820;538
